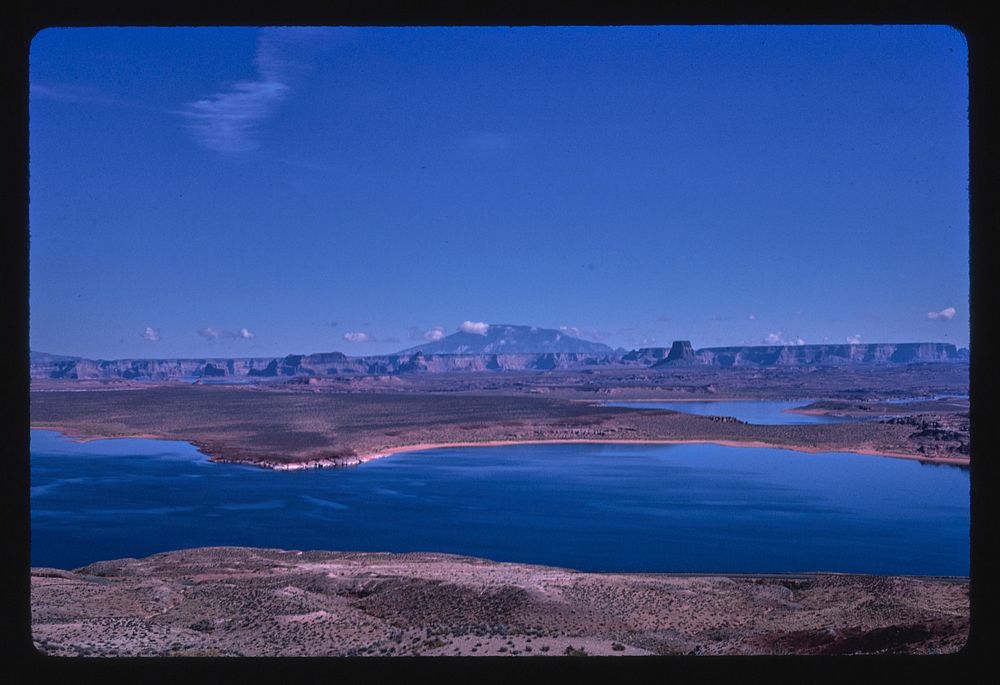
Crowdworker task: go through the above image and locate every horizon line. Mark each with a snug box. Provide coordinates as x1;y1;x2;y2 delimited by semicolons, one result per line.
30;340;969;363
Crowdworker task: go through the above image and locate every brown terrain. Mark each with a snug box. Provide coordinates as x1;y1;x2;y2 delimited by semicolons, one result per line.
29;365;970;468
30;547;968;657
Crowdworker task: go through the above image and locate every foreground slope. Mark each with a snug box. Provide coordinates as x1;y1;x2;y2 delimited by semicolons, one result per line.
31;547;968;657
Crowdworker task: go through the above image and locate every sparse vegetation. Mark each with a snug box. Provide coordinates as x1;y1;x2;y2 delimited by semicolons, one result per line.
30;364;971;468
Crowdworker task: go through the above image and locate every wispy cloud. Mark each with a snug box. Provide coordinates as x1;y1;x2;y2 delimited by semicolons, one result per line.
176;27;335;153
198;327;224;340
343;332;373;343
179;80;288;153
30;82;144;109
846;334;862;344
764;332;805;346
424;326;446;341
31;82;105;103
559;325;611;342
747;313;757;321
197;327;254;341
143;327;160;342
407;326;448;342
927;307;956;321
460;321;490;335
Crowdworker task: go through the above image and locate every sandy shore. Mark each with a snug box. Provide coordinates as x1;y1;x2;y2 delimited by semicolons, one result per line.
352;438;970;467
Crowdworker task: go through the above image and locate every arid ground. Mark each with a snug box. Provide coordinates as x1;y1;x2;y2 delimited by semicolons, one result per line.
29;365;970;468
31;547;968;657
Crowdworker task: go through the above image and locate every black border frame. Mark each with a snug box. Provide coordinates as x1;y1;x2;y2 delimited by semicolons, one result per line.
5;2;993;682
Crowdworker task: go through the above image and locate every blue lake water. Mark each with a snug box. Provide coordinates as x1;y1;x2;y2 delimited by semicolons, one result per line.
603;400;849;425
30;429;968;576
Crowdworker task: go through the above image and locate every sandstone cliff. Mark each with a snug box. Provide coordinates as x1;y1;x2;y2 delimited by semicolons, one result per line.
30;342;967;381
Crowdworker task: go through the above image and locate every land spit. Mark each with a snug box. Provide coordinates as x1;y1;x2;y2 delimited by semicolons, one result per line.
30;384;969;469
30;547;968;657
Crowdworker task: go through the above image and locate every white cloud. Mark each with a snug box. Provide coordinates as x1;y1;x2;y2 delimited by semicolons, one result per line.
30;82;134;107
846;334;862;344
460;321;490;335
198;327;255;341
559;325;581;337
343;332;372;343
143;327;160;342
424;326;446;341
198;327;224;340
179;80;288;153
747;313;757;321
764;331;805;346
927;307;957;321
177;28;337;153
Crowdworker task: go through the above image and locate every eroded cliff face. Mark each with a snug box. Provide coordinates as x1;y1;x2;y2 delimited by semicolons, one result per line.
30;351;623;380
30;343;967;380
688;343;965;368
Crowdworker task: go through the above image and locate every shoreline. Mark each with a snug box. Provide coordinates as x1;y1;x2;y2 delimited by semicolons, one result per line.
31;424;970;470
351;439;970;468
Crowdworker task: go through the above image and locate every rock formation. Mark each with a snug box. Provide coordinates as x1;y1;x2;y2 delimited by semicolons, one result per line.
30;340;967;381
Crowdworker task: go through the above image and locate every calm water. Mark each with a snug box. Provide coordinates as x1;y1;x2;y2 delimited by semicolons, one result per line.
30;429;968;576
604;400;851;424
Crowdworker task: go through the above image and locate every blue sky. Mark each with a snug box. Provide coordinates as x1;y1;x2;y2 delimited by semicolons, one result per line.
29;25;968;358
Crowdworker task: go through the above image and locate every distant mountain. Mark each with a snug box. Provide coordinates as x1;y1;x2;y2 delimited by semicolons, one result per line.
395;324;616;355
29;351;82;364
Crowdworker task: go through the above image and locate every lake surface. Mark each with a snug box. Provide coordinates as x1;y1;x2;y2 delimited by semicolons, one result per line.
603;400;849;425
30;429;968;576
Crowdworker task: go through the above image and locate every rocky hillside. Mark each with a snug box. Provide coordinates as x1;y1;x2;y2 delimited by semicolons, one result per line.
31;547;968;657
667;342;968;368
